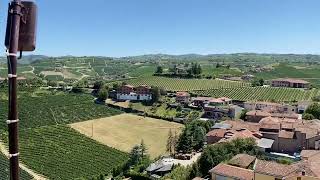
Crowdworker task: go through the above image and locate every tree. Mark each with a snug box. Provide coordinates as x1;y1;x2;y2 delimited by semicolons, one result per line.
259;78;264;86
167;129;174;155
239;109;248;120
128;145;141;166
150;86;161;103
192;126;206;151
305;103;320;119
176;128;193;153
155;66;163;74
93;81;104;90
303;113;315;120
140;139;147;159
98;87;109;101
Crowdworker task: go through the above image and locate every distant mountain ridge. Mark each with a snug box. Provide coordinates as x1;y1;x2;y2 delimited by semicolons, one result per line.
1;53;320;64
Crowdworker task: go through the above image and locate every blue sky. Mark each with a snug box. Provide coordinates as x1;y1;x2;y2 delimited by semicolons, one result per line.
1;0;320;57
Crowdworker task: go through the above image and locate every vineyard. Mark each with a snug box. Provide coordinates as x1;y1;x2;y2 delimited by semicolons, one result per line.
193;87;320;102
0;152;32;180
126;77;250;91
0;93;122;131
1;125;128;180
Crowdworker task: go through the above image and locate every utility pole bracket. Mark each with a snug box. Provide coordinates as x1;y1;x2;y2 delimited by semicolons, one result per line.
9;153;19;158
6;119;19;124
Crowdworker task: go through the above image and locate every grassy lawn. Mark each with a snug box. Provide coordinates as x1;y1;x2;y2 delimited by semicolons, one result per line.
70;114;183;158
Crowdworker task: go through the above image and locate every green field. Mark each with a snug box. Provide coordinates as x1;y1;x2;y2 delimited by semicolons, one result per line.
0;93;122;131
1;125;128;180
126;77;250;91
193;87;320;102
0;152;33;180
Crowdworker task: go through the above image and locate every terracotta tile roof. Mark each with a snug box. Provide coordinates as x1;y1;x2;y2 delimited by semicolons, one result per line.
229;154;256;168
281;123;294;129
254;159;295;178
301;150;320;160
206;129;226;138
224;120;260;132
176;91;190;97
209;163;254;180
272;78;310;84
278;130;294;139
306;152;320;177
193;97;213;101
246;110;271;117
271;113;300;119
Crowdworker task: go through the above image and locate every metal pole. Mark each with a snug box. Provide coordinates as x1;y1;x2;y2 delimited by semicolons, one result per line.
7;0;22;179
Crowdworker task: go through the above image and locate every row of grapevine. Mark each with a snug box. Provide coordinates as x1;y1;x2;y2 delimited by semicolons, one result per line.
0;93;122;131
0;152;32;180
193;87;320;102
126;77;250;91
1;125;128;180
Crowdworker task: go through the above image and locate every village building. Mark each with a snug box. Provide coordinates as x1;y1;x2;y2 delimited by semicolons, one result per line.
202;97;243;119
192;97;213;107
244;101;296;113
245;110;301;123
116;84;152;101
175;91;190;104
215;118;320;153
271;78;310;88
146;157;174;178
209;154;320;180
206;128;260;145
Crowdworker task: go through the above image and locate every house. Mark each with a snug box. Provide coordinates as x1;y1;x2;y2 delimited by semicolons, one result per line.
209;154;320;180
209;163;254;180
212;119;320;154
116;85;152;101
246;110;271;122
203;98;242;119
146;158;174;178
271;78;310;88
228;154;256;169
175;92;190;104
206;128;259;145
192;97;213;107
254;159;320;180
246;110;300;123
256;117;320;153
244;101;296;113
241;74;255;81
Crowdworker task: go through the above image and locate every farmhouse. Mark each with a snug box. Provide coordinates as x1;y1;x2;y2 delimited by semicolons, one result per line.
246;110;300;123
202;97;243;119
271;78;310;88
175;91;190;104
244;101;296;113
192;97;213;107
209;154;320;180
206;128;260;144
116;84;152;101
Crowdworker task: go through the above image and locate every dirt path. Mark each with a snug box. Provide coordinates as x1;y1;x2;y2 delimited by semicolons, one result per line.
0;141;47;180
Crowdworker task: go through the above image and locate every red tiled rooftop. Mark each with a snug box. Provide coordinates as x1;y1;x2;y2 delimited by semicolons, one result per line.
246;110;271;117
176;91;190;97
254;159;295;178
278;130;294;139
228;154;256;168
206;129;226;138
210;163;254;180
272;78;310;84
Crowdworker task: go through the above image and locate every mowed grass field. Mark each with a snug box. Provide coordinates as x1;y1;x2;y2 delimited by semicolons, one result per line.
70;114;184;158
